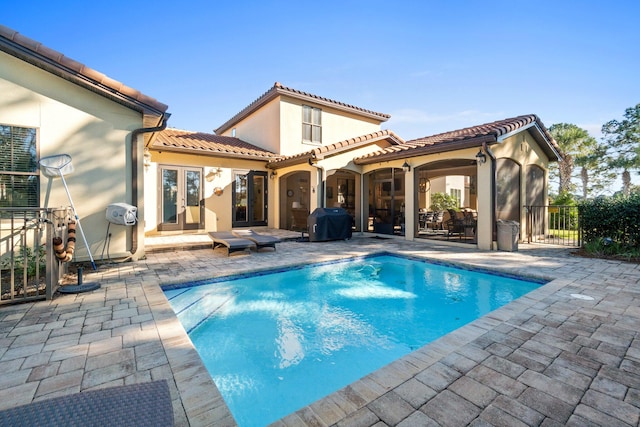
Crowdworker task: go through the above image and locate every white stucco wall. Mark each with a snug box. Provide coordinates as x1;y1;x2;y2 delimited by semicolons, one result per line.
0;50;145;261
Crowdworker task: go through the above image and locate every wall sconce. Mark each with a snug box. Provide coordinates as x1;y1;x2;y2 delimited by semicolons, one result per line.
143;148;151;169
475;149;487;164
206;167;223;182
402;161;411;173
270;170;277;180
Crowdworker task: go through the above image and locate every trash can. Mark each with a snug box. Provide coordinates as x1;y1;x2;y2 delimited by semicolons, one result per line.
497;220;519;251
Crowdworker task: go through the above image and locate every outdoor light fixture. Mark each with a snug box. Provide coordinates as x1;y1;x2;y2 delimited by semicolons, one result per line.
206;167;223;182
402;161;411;173
475;149;487;164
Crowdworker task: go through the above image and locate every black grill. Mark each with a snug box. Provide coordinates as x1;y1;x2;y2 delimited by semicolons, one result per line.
308;207;353;242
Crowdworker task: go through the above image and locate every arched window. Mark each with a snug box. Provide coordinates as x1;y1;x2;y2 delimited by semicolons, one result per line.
496;159;521;221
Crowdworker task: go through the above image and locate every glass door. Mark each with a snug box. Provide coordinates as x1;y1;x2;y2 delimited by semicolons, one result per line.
233;171;267;227
159;166;203;231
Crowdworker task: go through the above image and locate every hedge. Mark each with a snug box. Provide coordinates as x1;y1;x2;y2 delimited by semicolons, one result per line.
579;193;640;247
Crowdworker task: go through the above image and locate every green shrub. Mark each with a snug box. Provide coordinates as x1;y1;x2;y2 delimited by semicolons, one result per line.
0;244;46;278
579;193;640;251
430;192;458;212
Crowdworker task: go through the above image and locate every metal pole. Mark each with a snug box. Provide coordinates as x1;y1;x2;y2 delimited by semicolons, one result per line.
58;173;97;270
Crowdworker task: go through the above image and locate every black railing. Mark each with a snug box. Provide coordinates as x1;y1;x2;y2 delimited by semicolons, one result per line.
525;205;581;247
0;207;71;305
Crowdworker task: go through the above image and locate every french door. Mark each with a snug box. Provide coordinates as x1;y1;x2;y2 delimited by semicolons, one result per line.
158;166;203;231
233;171;267;227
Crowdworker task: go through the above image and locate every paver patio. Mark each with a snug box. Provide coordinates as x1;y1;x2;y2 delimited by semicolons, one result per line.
0;232;639;426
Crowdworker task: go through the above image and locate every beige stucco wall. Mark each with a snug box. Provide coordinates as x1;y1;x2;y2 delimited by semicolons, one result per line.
0;50;145;261
490;131;550;237
144;151;269;233
219;98;280;153
279;98;382;156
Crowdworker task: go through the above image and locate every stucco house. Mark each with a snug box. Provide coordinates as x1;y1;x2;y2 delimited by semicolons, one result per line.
146;82;560;251
1;25;560;260
0;25;170;261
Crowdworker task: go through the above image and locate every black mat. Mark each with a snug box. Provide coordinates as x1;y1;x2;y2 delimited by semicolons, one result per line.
0;380;173;426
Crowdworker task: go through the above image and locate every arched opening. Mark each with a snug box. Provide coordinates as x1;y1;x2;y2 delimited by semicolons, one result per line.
326;170;359;231
279;171;311;231
414;159;478;243
364;168;405;235
496;159;521;221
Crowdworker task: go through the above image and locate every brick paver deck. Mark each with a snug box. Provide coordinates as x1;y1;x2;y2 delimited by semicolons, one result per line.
1;232;638;426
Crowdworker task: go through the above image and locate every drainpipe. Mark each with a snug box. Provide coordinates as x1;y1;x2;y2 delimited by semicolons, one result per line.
308;157;325;208
483;142;497;245
130;113;171;255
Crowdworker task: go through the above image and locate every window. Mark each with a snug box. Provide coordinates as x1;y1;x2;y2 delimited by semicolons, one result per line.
0;125;38;208
302;105;321;144
450;188;462;207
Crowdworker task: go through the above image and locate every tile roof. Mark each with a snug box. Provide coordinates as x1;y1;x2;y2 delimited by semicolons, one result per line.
268;130;404;168
354;114;560;164
0;25;168;116
152;128;277;160
215;82;391;135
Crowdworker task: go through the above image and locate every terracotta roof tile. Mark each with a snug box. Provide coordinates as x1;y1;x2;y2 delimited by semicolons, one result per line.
0;24;168;115
152;128;277;160
268;130;404;168
354;114;560;164
215;82;391;135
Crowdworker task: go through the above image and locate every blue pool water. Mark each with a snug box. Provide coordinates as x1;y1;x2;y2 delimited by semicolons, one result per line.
164;254;543;426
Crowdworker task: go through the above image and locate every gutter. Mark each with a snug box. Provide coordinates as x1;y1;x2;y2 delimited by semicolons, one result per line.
483;142;497;245
130;113;171;255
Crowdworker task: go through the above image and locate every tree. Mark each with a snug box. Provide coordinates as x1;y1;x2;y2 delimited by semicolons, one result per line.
429;192;458;212
548;123;599;197
602;103;640;196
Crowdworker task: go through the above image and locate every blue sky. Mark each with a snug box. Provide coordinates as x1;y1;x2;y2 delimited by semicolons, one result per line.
5;1;640;143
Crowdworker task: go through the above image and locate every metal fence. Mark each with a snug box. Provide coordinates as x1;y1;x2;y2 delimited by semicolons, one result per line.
0;207;71;305
525;205;581;247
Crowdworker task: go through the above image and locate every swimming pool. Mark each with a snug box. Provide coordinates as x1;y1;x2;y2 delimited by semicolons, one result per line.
164;253;544;426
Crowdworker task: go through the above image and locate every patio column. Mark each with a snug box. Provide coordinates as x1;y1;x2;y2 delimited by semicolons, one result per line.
404;164;415;240
476;156;493;250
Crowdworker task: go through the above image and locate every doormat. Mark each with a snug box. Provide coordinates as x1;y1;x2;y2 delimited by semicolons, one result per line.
0;380;173;427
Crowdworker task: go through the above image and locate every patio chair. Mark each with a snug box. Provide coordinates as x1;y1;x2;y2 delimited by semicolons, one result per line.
291;208;310;241
429;211;445;231
419;210;434;231
208;231;255;255
446;209;465;239
232;229;280;251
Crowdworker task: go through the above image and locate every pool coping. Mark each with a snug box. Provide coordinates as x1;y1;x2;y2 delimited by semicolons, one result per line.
150;249;565;426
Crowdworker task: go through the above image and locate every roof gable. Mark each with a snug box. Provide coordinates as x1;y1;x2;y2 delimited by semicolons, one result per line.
354;114;561;164
152;128;277;160
0;25;168;116
215;82;391;135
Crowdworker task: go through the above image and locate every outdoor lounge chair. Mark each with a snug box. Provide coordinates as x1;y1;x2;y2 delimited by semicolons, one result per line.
232;229;280;251
208;231;255;255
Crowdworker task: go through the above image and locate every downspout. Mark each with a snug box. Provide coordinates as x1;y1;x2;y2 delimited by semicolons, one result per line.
130;113;171;255
483;142;497;246
308;157;325;208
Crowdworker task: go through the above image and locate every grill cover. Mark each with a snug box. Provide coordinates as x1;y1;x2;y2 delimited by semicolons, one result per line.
308;207;353;242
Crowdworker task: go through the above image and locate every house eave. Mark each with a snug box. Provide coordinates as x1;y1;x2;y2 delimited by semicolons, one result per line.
354;135;496;165
151;145;277;161
0;33;167;117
